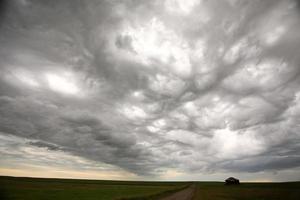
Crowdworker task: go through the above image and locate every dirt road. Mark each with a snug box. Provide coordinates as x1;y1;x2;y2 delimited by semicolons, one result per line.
161;185;196;200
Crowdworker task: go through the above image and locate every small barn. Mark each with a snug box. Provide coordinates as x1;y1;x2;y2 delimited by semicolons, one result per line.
225;177;240;185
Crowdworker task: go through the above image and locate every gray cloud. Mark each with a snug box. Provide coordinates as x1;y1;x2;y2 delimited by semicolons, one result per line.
0;0;300;180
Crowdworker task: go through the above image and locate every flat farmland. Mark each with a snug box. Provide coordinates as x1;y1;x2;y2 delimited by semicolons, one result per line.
192;182;300;200
0;176;188;200
1;176;300;200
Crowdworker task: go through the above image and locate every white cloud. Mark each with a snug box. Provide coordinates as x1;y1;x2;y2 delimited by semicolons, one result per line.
148;74;186;96
11;69;40;88
117;17;192;77
212;127;265;159
45;72;80;95
164;0;200;15
121;104;148;120
223;58;295;92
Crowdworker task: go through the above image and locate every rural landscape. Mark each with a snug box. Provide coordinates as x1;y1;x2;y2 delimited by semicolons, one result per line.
1;0;300;199
1;176;300;200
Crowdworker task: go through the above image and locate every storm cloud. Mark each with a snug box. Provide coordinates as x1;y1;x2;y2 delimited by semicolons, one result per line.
0;0;300;181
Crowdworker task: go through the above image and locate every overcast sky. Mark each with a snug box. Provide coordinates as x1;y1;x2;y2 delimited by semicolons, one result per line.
0;0;300;182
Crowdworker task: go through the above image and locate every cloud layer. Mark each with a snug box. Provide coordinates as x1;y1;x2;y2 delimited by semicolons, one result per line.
0;0;300;181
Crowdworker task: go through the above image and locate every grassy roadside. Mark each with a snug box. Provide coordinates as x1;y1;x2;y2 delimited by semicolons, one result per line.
119;184;191;200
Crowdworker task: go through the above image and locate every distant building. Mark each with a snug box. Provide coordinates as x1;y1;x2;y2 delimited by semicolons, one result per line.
225;177;240;185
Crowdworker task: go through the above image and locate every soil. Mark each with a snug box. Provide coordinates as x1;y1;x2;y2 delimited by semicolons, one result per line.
161;185;196;200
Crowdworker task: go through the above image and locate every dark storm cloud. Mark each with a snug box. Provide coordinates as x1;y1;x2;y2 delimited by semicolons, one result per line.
28;141;62;151
1;0;300;179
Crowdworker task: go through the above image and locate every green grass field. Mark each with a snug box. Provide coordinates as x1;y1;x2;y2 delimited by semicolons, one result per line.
1;176;300;200
0;176;187;200
192;182;300;200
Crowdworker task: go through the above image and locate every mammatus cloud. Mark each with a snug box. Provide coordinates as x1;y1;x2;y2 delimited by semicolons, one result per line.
0;0;300;181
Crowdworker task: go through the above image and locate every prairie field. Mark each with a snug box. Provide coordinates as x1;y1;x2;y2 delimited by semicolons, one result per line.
0;176;187;200
192;182;300;200
1;176;300;200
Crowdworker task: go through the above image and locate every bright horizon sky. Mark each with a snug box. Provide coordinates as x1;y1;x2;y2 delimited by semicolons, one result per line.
0;0;300;182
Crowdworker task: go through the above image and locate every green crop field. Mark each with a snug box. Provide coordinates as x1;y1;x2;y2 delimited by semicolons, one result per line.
0;176;188;200
192;182;300;200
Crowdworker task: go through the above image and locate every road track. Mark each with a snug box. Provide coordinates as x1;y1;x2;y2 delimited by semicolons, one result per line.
161;185;196;200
